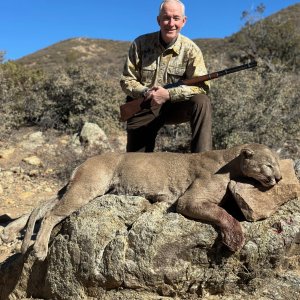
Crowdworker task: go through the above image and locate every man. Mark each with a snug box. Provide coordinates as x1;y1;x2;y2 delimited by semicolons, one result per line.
120;0;212;153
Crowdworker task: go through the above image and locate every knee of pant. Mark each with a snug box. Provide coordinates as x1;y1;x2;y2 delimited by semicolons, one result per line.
190;94;210;106
190;94;211;113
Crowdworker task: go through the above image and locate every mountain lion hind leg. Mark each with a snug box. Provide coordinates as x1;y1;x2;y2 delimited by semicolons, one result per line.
32;188;102;261
21;196;60;254
176;178;245;251
1;213;30;243
1;196;59;244
29;157;115;260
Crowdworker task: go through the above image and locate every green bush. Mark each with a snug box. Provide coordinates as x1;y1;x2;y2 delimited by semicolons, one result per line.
0;51;5;63
211;64;299;156
0;63;124;134
37;65;123;133
156;64;300;159
0;61;45;131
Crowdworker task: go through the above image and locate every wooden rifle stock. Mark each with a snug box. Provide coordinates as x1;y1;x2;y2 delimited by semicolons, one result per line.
120;61;257;122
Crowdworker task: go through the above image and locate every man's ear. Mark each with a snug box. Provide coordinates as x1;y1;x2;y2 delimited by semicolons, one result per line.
157;15;161;26
182;16;187;27
241;148;254;159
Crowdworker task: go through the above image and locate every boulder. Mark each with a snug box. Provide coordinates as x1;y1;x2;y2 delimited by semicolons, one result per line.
229;159;300;221
1;194;300;300
80;122;111;150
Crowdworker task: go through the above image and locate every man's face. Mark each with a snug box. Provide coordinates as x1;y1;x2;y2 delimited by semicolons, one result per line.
157;2;187;44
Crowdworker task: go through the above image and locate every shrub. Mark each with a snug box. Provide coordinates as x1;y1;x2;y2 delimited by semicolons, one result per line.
211;63;299;157
0;63;125;135
156;64;300;159
37;65;124;133
0;61;45;132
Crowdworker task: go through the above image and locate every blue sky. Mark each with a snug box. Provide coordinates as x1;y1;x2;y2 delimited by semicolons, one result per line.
1;0;299;60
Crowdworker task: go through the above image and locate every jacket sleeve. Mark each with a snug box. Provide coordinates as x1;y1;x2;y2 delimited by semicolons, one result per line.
120;41;148;99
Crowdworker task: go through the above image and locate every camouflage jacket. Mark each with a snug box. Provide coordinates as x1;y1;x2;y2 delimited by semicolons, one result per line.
120;31;210;102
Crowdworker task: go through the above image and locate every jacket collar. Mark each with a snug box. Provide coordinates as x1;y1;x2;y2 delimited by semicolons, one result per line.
157;31;182;55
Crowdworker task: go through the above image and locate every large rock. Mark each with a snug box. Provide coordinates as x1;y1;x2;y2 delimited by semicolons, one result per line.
229;159;300;221
80;122;111;150
1;194;300;299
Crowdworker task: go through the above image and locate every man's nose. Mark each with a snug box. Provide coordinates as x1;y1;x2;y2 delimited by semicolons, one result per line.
168;18;175;26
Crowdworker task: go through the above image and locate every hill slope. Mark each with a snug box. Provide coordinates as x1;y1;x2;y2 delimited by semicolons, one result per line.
18;38;130;78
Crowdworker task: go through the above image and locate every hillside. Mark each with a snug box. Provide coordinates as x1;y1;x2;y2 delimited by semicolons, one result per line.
18;38;130;78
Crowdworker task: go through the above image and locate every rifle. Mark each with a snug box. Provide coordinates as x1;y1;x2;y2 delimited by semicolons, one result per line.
120;61;257;122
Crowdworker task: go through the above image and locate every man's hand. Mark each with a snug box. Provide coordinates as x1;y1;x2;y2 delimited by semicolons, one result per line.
145;86;170;106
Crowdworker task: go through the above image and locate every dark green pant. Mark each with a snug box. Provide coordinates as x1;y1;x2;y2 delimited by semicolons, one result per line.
126;94;212;153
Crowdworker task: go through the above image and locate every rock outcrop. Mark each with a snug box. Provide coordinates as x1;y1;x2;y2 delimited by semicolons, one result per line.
229;159;300;221
1;193;300;300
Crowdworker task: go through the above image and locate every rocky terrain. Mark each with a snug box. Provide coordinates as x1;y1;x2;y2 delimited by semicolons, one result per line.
0;125;300;299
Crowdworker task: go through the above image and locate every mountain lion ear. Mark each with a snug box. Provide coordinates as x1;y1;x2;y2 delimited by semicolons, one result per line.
241;148;254;158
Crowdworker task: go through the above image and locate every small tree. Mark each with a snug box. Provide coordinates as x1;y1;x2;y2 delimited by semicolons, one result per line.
0;51;5;63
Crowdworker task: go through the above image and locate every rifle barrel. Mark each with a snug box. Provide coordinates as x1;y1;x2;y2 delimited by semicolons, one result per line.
181;61;257;86
216;61;257;78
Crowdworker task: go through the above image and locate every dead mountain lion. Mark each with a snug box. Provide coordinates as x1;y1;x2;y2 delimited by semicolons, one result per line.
2;143;281;261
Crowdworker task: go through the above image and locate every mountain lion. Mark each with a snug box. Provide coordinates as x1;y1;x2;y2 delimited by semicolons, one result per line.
1;143;281;261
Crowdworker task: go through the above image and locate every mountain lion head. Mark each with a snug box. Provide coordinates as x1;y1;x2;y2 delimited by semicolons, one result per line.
240;146;282;187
